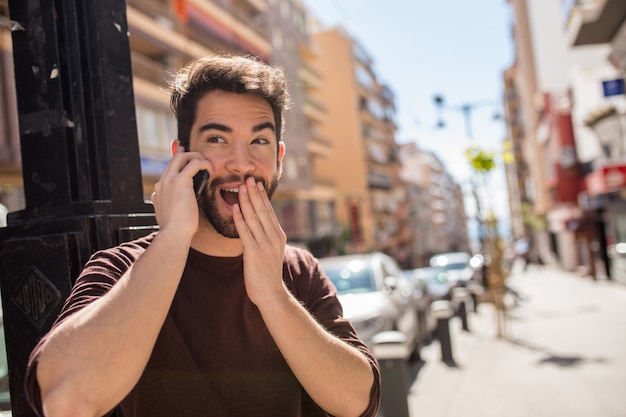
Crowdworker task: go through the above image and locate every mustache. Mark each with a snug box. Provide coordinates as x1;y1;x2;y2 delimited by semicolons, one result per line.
209;174;268;190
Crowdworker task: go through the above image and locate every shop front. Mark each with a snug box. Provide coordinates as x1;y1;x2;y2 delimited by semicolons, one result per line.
580;163;626;284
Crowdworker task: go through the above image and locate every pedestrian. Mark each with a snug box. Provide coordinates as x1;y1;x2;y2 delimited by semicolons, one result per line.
514;236;532;271
24;54;381;417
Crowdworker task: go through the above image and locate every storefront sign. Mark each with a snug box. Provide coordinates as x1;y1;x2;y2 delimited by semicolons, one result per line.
604;164;626;188
585;163;626;195
602;78;625;97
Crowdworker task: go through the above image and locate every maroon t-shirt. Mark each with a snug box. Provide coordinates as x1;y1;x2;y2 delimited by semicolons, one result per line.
25;233;381;417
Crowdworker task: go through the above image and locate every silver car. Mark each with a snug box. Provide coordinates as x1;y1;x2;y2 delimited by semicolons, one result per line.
319;252;423;361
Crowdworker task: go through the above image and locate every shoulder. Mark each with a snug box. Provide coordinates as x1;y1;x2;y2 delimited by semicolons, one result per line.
77;232;157;285
282;245;338;302
283;244;317;266
88;232;156;267
282;245;325;279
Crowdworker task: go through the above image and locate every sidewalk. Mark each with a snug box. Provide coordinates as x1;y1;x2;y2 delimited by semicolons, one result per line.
406;261;626;417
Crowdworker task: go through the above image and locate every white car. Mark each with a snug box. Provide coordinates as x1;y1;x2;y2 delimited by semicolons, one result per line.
319;252;423;361
429;252;483;288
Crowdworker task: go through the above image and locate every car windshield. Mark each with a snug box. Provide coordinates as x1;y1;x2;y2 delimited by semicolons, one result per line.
438;262;468;271
414;268;447;284
321;260;376;294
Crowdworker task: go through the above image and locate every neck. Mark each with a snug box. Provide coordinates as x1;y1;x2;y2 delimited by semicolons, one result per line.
190;222;243;257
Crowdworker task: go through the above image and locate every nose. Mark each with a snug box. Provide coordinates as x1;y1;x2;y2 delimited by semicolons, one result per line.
225;143;255;175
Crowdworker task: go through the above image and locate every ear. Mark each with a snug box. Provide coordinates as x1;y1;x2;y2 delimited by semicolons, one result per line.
277;141;286;180
171;139;181;156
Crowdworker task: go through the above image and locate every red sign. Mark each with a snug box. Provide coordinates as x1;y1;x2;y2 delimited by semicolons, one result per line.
585;163;626;195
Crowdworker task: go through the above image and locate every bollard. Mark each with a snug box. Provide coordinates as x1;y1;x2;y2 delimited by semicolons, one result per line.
467;281;484;313
452;287;471;332
371;331;411;417
430;300;455;365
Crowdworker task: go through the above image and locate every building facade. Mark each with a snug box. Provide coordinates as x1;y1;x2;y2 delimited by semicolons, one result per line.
311;27;410;259
565;0;626;282
399;142;470;267
505;0;626;278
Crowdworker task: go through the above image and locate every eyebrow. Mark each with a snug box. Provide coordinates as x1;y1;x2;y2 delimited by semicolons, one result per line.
198;121;276;134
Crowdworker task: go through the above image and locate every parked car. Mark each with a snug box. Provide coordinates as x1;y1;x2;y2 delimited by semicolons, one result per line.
397;269;433;347
404;266;453;339
319;252;424;360
429;252;485;313
405;266;453;301
429;252;484;288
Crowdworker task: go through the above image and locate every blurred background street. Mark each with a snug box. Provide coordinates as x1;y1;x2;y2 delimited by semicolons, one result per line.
407;261;626;417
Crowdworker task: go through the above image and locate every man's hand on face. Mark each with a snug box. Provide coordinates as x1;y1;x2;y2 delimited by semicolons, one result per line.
151;145;213;240
233;176;288;306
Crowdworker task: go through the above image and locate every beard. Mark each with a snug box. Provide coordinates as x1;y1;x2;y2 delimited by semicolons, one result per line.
197;173;279;238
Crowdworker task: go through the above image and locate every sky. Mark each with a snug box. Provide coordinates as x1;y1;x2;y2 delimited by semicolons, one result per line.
301;0;516;239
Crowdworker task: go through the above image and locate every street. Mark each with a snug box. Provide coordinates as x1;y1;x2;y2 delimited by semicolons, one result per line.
406;261;626;417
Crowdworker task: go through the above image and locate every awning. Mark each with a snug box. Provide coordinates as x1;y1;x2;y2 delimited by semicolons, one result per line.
584;162;626;195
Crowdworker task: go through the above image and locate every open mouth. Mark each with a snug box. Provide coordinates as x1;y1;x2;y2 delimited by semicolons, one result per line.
220;188;240;205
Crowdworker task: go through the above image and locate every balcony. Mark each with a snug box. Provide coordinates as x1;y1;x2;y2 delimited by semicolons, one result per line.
130;52;170;87
127;5;213;58
312;175;336;188
187;0;270;58
368;171;392;190
303;97;327;123
567;0;626;46
299;63;322;89
233;0;267;15
307;134;333;158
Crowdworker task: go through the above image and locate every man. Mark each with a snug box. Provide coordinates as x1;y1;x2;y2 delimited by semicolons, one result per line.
24;54;381;417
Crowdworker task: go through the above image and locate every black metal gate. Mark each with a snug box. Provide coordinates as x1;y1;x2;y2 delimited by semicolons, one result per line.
0;1;157;415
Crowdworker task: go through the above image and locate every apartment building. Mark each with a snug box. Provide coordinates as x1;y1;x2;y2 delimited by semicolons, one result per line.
311;26;408;258
505;0;626;275
565;0;626;282
399;142;470;267
265;0;338;256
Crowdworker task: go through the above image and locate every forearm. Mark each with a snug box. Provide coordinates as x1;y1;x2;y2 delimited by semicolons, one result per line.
37;230;190;417
257;288;374;417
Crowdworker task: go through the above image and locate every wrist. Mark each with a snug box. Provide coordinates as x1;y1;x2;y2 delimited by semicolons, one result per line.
153;227;193;257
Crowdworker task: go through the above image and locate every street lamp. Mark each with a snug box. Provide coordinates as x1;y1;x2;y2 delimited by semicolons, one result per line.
432;93;500;253
433;94;500;140
434;94;510;337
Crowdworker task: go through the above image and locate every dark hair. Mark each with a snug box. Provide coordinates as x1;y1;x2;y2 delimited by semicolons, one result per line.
169;54;291;149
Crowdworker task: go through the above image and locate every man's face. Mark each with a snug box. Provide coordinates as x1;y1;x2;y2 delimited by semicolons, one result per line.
188;90;284;238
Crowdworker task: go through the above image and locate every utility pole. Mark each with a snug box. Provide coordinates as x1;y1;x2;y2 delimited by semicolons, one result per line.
433;94;499;253
0;1;156;415
434;94;498;141
434;94;509;336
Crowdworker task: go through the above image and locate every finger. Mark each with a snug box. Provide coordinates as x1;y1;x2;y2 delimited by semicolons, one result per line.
244;178;275;232
255;181;283;236
162;148;206;179
159;144;186;179
232;202;256;246
236;181;266;242
244;178;283;244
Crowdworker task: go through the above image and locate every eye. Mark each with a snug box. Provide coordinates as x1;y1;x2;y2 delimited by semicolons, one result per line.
252;137;271;145
206;135;226;144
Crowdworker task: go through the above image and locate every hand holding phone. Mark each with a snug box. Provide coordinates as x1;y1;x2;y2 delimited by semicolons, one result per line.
184;146;209;199
193;170;209;199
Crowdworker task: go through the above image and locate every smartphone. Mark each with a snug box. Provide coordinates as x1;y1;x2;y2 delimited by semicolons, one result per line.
193;170;209;199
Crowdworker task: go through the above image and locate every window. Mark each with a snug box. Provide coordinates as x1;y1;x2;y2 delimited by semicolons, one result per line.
135;104;176;154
